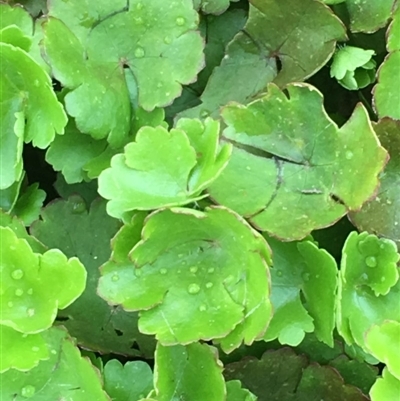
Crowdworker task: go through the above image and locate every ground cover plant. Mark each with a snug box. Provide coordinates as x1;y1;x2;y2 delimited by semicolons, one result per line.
0;0;399;400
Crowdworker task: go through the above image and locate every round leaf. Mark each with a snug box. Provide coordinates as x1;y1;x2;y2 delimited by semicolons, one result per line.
98;207;272;351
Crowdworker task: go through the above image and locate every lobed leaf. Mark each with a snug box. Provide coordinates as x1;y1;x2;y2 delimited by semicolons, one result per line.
208;83;388;240
98;207;272;352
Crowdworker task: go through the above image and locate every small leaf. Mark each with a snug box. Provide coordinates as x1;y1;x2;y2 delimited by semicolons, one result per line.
98;207;272;351
0;226;86;333
104;359;153;401
336;231;400;348
0;326;48;373
154;342;225;401
365;321;400;380
99;120;231;218
12;183;46;226
0;326;110;401
370;368;400;401
226;380;257;401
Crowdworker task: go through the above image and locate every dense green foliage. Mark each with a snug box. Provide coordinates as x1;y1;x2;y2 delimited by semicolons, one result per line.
0;0;399;400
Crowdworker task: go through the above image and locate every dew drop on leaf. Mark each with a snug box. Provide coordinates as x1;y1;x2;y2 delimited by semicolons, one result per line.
176;17;185;26
207;267;215;273
205;282;213;288
187;283;200;294
27;308;35;317
33;80;39;87
27;288;33;295
160;268;167;275
7;301;13;308
134;47;145;58
276;270;283;277
345;150;354;160
164;36;172;44
302;272;310;282
135;268;142;278
365;256;377;268
11;269;24;280
71;200;86;214
190;266;198;273
21;385;36;398
32;346;39;352
136;2;143;10
111;274;120;282
15;288;24;296
199;304;207;312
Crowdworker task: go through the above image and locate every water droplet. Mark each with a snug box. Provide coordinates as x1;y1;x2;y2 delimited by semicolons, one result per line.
365;256;377;268
190;266;198;273
134;16;143;25
345;151;353;160
8;301;13;308
135;268;142;277
157;83;162;88
207;267;215;274
246;166;251;170
381;276;386;282
15;288;24;296
33;80;39;87
109;23;114;29
11;269;24;280
136;2;143;9
27;308;35;317
32;346;39;352
199;304;207;312
21;385;36;398
187;283;200;294
205;282;213;289
27;288;33;295
51;349;57;355
176;16;185;26
302;272;310;282
164;36;172;44
134;47;145;58
160;268;167;275
178;254;184;258
276;270;283;277
112;274;119;282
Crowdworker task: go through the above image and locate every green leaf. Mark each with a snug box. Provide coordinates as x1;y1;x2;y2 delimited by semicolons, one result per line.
330;46;376;90
104;360;153;401
154;342;225;401
387;3;400;52
208;83;388;240
365;321;400;380
0;226;86;333
0;3;33;37
193;0;238;14
0;174;24;212
0;25;32;51
0;326;110;401
263;236;337;347
345;0;396;33
248;0;347;86
373;51;400;119
224;348;368;401
43;0;204;146
336;231;400;348
0;326;48;373
98;119;231;218
30;197;155;357
370;368;400;401
98;207;272;352
350;118;400;250
12;183;46;226
226;380;257;401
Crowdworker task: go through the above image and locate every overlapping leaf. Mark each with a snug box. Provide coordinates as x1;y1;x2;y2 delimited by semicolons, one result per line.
0;327;109;401
30;196;155;357
0;326;48;373
370;368;400;401
226;380;257;401
98;118;231;218
43;0;204;147
345;0;396;33
153;342;225;401
0;41;67;190
224;348;369;401
373;4;400;119
263;235;337;347
350;119;400;250
336;231;400;351
98;207;272;352
208;83;388;240
193;0;239;14
0;226;86;333
104;360;153;401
